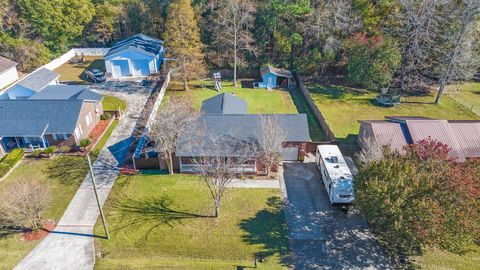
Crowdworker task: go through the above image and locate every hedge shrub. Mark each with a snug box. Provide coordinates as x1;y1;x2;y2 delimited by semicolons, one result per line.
0;149;24;177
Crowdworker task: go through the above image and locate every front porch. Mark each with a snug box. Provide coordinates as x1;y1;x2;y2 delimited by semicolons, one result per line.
1;136;49;153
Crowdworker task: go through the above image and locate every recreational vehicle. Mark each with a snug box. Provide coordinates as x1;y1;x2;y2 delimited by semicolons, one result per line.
316;145;355;208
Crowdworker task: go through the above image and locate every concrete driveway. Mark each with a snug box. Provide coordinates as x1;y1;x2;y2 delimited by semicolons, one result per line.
14;84;150;270
281;162;392;269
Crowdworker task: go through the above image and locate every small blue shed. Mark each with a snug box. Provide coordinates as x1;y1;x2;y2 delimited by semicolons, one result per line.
254;65;293;89
104;34;164;79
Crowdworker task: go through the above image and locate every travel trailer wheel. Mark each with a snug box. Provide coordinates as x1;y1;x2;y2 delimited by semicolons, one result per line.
341;205;350;214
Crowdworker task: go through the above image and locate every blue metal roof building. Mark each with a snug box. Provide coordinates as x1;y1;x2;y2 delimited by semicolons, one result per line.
104;34;165;79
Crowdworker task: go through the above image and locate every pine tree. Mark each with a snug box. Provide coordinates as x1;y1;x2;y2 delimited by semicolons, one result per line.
164;0;206;90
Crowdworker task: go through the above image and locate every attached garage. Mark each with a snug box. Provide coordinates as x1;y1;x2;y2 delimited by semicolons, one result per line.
281;147;299;161
104;34;164;80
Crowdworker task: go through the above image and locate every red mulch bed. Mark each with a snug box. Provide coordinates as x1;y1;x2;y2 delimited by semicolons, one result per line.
89;119;110;141
21;219;56;242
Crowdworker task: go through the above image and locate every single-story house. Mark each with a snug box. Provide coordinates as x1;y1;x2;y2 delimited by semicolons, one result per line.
0;84;104;157
254;65;293;89
358;116;480;162
0;68;59;100
0;56;19;89
176;93;310;173
104;34;164;79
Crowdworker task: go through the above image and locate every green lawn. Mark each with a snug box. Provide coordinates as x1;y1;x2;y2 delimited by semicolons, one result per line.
0;157;87;269
92;120;119;160
307;84;480;144
413;246;480;270
169;80;298;114
94;174;290;269
447;82;480;116
102;96;127;112
54;56;105;83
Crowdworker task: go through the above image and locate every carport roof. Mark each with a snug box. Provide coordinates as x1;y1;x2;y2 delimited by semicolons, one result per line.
29;85;103;101
15;68;59;92
105;34;164;58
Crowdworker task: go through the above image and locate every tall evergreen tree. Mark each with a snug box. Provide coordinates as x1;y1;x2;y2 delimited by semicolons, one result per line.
164;0;206;90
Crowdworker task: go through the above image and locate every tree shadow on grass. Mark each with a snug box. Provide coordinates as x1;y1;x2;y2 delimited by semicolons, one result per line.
44;156;88;185
309;84;367;99
239;197;291;267
109;195;212;241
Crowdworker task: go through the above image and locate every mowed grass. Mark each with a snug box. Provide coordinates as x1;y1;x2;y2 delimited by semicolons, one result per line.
168;80;298;114
102;95;127;112
307;84;480;144
94;174;290;269
0;157;87;269
447;82;480;115
413;246;480;270
54;56;105;83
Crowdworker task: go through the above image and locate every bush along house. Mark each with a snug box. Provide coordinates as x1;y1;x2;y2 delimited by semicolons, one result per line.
0;80;103;157
137;93;311;174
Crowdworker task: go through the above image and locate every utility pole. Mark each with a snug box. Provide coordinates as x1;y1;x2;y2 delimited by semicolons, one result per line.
87;154;110;240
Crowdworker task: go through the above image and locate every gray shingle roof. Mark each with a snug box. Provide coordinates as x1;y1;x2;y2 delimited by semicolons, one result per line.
29;85;103;101
201;93;248;114
176;114;311;156
105;34;164;58
0;100;83;136
0;56;17;75
16;68;59;92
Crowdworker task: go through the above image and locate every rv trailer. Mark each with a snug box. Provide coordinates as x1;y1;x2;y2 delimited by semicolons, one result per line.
316;145;355;208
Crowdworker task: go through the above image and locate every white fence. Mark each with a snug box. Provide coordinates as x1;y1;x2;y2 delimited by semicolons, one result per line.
146;70;171;129
42;47;110;71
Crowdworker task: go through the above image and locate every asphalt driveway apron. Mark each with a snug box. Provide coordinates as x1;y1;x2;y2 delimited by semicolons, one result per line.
281;162;392;269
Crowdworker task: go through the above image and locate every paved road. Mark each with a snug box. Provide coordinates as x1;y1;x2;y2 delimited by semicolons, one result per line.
14;89;149;270
281;162;392;269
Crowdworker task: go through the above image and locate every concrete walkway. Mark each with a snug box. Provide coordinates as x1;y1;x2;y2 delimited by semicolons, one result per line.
227;179;279;188
14;89;149;270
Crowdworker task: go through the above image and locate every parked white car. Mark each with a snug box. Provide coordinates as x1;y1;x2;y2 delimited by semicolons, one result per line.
316;145;355;209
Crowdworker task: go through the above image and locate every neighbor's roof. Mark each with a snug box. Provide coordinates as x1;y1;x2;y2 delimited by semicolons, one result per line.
0;56;17;75
105;34;164;58
360;120;409;152
448;121;480;158
260;65;292;78
201;93;248;114
29;85;103;101
176;114;311;156
359;116;480;162
405;119;465;162
0;100;84;136
16;68;59;92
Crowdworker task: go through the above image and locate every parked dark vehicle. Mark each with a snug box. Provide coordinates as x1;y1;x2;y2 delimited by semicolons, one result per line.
85;69;105;83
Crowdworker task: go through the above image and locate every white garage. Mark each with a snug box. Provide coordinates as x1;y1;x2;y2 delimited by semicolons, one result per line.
104;34;164;79
0;56;19;89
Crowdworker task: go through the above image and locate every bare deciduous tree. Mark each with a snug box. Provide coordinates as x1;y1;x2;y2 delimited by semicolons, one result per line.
434;0;480;103
191;132;258;218
258;116;286;176
392;0;442;93
0;178;50;230
355;137;383;167
211;0;257;86
150;97;198;174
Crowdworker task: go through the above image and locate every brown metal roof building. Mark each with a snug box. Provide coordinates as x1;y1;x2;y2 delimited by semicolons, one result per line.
359;116;480;162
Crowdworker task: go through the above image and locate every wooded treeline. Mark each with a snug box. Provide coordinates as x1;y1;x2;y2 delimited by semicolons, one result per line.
1;0;479;100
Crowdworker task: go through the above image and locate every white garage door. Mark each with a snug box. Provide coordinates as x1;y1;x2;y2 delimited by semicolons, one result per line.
132;60;150;77
111;60;130;78
281;147;299;161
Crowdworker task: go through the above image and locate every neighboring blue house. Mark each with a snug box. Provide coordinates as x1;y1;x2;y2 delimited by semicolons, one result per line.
104;34;164;79
254;65;293;89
